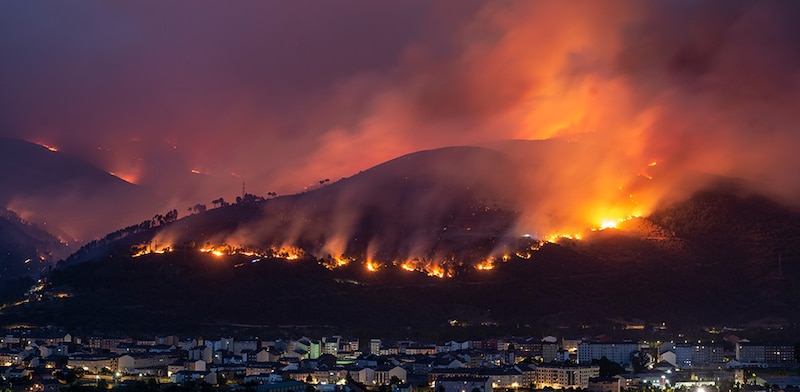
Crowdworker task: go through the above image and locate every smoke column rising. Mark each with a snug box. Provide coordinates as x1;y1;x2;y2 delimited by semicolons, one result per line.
2;1;800;240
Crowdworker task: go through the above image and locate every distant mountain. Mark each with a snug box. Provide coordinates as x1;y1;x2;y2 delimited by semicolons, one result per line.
8;144;800;334
0;137;161;243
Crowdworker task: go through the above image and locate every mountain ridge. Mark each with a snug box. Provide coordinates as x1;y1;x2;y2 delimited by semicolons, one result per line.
0;137;161;243
2;143;797;333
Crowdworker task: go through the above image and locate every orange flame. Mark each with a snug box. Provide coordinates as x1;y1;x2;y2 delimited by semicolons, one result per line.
475;258;495;271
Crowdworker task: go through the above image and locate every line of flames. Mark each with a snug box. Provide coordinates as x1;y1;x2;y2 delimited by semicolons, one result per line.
129;236;558;278
128;158;659;277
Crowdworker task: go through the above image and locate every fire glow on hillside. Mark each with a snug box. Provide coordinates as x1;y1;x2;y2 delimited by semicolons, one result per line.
5;2;800;249
130;234;549;278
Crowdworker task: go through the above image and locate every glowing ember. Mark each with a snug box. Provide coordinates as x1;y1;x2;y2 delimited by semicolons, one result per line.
321;254;353;269
428;266;446;279
515;251;532;259
475;258;495;271
131;242;173;257
271;245;303;260
543;233;582;243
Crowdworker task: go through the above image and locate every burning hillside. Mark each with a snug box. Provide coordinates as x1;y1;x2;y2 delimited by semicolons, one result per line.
18;175;800;332
63;141;716;279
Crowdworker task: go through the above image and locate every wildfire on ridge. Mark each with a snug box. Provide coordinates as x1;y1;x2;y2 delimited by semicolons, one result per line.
272;245;303;260
131;242;172;257
108;171;139;184
531;158;659;240
543;233;582;243
599;220;619;230
31;140;58;152
127;202;647;277
427;266;447;279
475;258;495;271
515;251;532;259
132;241;305;262
475;253;512;271
393;258;454;278
199;244;233;257
595;215;637;231
126;237;553;278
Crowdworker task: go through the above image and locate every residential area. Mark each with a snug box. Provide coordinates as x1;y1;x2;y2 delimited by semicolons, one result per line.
0;328;796;392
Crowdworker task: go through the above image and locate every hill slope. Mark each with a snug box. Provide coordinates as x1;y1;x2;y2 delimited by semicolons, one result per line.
65;146;524;273
6;148;800;333
0;137;160;242
0;209;65;280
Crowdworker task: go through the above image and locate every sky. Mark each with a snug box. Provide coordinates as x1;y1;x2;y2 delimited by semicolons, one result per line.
3;0;800;240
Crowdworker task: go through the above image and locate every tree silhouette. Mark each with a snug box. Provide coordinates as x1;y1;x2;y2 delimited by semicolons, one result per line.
164;209;178;223
630;351;652;373
592;357;624;377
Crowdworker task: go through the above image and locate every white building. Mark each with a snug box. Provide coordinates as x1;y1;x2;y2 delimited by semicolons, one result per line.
534;363;600;389
577;343;639;366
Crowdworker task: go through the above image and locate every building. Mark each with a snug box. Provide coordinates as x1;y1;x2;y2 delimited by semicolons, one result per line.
345;366;375;384
170;370;217;385
67;354;117;374
374;365;406;385
370;339;381;355
322;337;339;356
85;336;133;351
534;363;600;389
588;376;621;392
117;353;177;374
672;344;724;369
480;366;523;389
577;343;639;366
737;343;796;365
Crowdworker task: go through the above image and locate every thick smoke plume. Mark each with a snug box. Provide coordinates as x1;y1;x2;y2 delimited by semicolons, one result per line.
3;1;800;247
